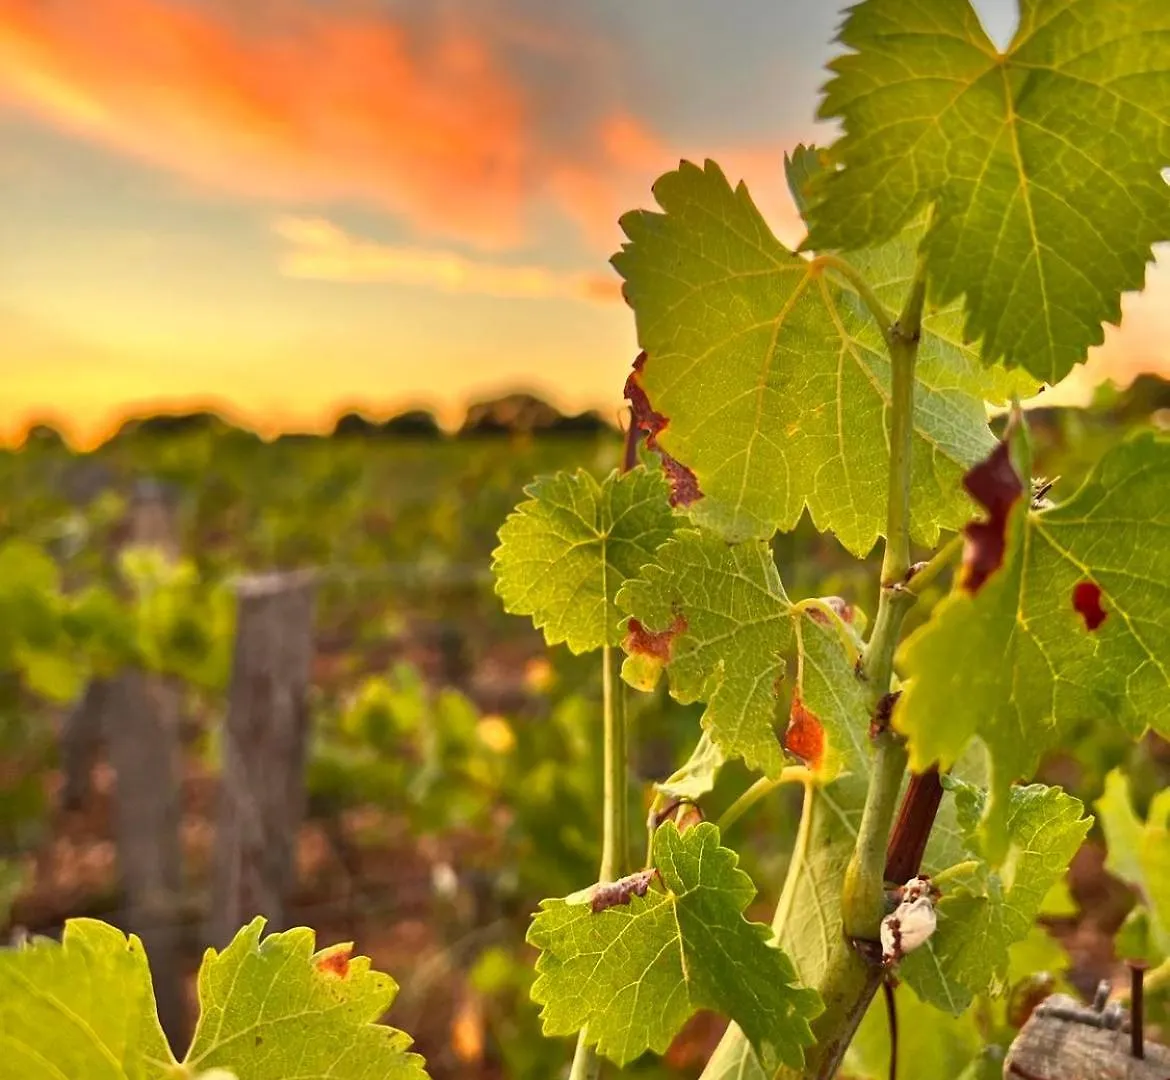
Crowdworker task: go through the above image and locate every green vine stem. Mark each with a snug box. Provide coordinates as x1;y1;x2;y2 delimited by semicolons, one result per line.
601;644;630;883
568;644;630;1079
840;266;926;942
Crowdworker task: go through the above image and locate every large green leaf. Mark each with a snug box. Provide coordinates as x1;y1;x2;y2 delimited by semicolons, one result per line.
897;430;1170;835
901;780;1091;1012
0;918;428;1079
528;821;821;1071
617;529;869;779
1096;769;1170;957
614;157;1024;554
805;0;1170;384
492;466;674;654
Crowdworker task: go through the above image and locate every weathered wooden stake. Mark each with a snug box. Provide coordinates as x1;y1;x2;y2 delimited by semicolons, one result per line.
59;679;109;811
103;479;186;1047
211;571;316;948
1004;991;1170;1080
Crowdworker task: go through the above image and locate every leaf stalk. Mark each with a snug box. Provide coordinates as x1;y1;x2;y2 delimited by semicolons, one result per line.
810;253;894;341
568;644;629;1079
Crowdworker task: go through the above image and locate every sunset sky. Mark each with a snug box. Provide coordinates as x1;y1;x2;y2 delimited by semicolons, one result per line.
2;0;1167;447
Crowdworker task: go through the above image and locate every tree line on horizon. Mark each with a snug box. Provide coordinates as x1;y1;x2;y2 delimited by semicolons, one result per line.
14;374;1170;452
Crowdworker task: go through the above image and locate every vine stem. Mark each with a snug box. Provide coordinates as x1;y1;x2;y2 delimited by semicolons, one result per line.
840;266;926;942
769;262;930;1080
568;644;629;1079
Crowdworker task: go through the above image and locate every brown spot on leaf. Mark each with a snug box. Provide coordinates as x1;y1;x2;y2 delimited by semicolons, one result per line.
808;596;854;625
961;439;1024;593
625;612;687;662
625;352;703;508
784;695;824;770
1072;580;1107;630
315;943;353;978
591;868;661;913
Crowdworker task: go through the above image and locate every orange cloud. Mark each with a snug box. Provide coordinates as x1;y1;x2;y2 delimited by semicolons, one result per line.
272;215;620;302
0;0;535;246
0;0;815;255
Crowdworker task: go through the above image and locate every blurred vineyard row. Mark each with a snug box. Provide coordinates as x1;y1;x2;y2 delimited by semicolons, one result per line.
0;377;1167;1077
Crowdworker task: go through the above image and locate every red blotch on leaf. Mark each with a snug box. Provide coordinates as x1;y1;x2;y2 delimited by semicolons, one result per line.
1072;580;1107;630
961;439;1024;593
315;944;353;978
625;612;687;662
784;695;824;770
625;352;703;508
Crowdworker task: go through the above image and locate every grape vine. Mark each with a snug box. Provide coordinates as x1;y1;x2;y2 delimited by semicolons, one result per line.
493;2;1170;1077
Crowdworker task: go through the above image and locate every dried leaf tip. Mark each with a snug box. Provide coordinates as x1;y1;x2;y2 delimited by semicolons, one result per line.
591;869;661;913
315;942;353;978
625;353;703;508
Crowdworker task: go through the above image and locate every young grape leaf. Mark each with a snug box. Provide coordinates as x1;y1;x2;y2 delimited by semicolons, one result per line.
492;466;674;654
896;429;1170;844
0;917;429;1079
527;821;822;1071
617;529;868;780
900;781;1091;1013
615;157;1027;554
805;0;1170;384
654;730;726;805
1095;769;1170;957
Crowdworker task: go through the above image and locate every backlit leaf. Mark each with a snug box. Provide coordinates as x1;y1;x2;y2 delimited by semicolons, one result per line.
896;430;1170;840
0;918;428;1079
492;467;674;654
901;780;1091;1012
615;157;1026;554
618;529;869;779
805;0;1170;383
1096;769;1170;957
528;821;821;1071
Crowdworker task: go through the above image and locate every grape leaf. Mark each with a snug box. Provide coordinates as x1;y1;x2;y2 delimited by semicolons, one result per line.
492;466;674;654
896;429;1170;839
0;917;428;1079
527;821;821;1071
617;529;868;779
697;774;869;1080
901;780;1091;1012
1096;768;1170;956
786;144;1036;409
654;731;726;805
614;156;1027;555
805;0;1170;384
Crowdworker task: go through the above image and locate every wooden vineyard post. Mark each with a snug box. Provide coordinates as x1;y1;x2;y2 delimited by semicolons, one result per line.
59;679;109;812
1004;990;1170;1080
211;571;316;948
103;479;186;1048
